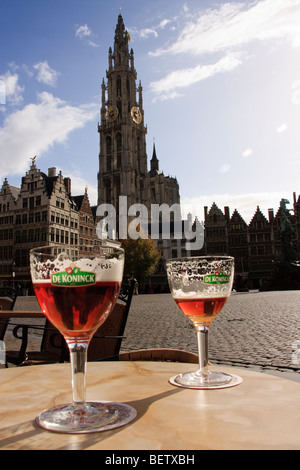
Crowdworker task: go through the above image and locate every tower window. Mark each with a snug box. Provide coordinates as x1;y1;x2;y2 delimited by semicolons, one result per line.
116;134;122;168
117;76;121;96
106;136;112;171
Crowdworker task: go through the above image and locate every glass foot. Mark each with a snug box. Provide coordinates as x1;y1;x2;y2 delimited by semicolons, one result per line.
169;370;242;389
36;401;136;434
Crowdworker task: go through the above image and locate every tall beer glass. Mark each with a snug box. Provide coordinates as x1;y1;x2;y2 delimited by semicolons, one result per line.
167;256;242;389
30;244;134;433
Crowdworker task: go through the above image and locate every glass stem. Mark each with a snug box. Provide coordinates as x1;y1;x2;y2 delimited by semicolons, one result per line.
68;340;89;404
196;326;209;374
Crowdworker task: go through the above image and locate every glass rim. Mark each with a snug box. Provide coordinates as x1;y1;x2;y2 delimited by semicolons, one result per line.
166;255;234;263
30;244;124;257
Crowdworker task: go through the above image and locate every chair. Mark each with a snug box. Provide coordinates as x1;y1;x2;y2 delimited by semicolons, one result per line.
10;279;136;366
87;279;135;361
118;348;199;363
0;286;18;341
0;286;20;367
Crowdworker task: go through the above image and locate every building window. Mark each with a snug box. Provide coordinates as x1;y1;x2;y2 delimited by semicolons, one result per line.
41;228;47;241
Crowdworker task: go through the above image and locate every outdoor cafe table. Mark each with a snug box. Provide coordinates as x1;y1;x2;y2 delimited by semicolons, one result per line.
0;361;300;450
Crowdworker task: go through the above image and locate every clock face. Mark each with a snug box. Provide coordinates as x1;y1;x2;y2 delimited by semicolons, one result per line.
106;105;119;122
131;106;142;124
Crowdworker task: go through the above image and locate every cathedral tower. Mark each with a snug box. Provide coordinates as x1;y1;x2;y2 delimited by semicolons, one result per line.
98;14;148;217
97;13;180;238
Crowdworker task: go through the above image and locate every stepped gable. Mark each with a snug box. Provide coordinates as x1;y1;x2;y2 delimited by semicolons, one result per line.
207;202;225;220
229;209;247;228
249;206;269;228
0;178;20;201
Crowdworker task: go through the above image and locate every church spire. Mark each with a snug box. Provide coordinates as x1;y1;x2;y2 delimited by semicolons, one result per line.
113;13;130;70
150;142;160;176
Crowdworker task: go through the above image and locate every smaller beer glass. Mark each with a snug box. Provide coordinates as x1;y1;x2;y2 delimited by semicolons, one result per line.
167;256;242;389
30;244;135;433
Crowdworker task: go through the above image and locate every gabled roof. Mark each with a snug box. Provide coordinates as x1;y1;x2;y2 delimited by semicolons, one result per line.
249;206;269;227
230;209;247;227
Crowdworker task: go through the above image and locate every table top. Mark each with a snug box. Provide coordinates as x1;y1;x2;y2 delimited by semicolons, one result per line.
0;361;300;450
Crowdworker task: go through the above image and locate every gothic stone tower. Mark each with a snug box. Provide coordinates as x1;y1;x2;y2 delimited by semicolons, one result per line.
97;14;180;237
98;14;148;217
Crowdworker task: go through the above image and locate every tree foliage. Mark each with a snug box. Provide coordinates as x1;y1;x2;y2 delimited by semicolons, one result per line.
121;237;161;282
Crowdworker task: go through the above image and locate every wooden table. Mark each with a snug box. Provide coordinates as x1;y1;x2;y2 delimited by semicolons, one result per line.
0;361;300;450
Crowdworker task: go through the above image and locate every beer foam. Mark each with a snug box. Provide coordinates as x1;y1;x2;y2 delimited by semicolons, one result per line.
172;288;230;299
31;253;123;283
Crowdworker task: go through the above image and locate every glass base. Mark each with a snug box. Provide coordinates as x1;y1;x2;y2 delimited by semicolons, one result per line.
169;370;242;390
36;401;136;434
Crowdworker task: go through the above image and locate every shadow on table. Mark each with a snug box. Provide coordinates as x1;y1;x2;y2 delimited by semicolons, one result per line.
0;387;184;450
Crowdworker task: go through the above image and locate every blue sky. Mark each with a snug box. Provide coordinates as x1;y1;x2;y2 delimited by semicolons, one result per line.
1;0;300;223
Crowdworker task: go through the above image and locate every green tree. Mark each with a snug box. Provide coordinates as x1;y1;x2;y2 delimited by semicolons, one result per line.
121;237;161;283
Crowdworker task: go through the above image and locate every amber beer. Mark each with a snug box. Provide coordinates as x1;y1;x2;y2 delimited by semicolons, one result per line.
33;265;120;339
174;296;229;328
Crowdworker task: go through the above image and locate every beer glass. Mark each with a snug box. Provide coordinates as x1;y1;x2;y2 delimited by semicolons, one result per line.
30;244;135;433
166;256;242;389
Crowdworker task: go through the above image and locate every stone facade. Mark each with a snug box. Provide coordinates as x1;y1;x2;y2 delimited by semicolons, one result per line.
0;162;95;281
198;196;300;288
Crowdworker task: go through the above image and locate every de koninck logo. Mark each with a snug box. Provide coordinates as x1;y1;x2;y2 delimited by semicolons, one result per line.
204;270;230;285
51;267;96;287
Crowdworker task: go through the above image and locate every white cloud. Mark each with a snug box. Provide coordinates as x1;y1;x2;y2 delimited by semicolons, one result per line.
0;92;98;176
75;24;92;39
277;123;288;132
33;61;59;87
220;163;231;174
75;24;99;47
0;71;24;105
151;0;300;58
150;52;241;99
158;19;171;29
149;0;300;101
140;28;158;39
242;148;253;158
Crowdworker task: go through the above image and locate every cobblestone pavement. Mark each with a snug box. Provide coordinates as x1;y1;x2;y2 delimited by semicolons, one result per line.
4;290;300;382
121;290;300;382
